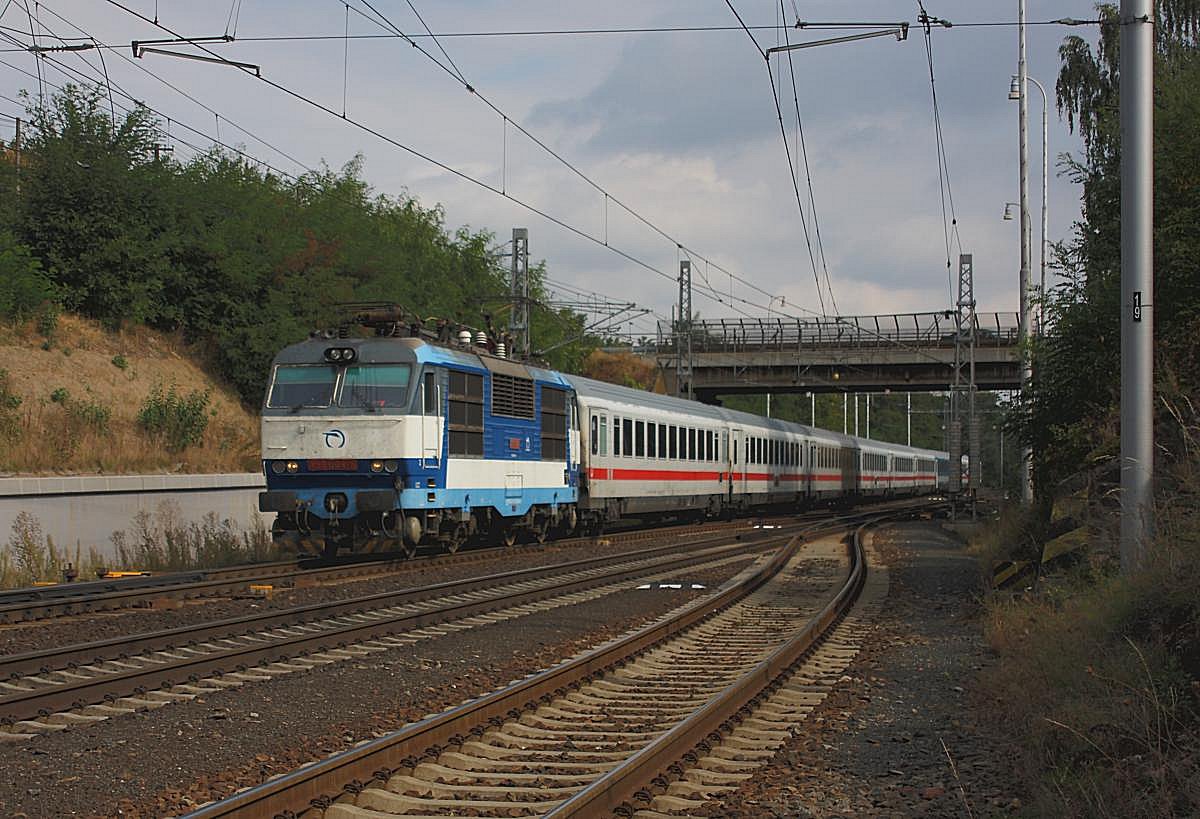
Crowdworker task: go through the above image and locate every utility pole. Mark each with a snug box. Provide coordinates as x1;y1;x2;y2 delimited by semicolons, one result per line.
677;260;693;400
906;392;912;446
509;228;530;361
866;394;871;439
1017;0;1034;503
1120;0;1154;571
854;394;859;437
843;393;847;434
150;143;174;162
810;392;816;426
13;117;20;198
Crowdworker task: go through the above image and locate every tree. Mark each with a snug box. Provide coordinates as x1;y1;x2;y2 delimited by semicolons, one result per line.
1015;4;1200;496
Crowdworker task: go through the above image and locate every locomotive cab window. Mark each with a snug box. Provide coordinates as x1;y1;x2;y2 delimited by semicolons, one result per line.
267;365;336;409
339;364;413;410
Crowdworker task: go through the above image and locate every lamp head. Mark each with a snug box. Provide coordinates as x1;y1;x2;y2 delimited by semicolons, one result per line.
1008;75;1020;100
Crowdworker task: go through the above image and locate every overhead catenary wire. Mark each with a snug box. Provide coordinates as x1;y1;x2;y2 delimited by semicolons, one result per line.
96;0;783;324
4;2;983;370
779;2;837;315
917;1;964;306
28;1;314;174
336;0;789;316
725;0;829;316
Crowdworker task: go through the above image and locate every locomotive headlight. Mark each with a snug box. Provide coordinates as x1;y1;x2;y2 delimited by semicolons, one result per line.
327;348;341;361
370;460;384;473
341;347;357;362
383;459;399;473
286;460;300;473
270;461;287;474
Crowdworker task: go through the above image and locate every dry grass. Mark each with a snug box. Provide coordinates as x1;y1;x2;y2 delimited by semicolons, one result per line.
0;314;258;474
976;464;1200;816
1;505;277;587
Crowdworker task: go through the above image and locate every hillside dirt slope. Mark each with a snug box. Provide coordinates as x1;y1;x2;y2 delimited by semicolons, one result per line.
0;314;258;475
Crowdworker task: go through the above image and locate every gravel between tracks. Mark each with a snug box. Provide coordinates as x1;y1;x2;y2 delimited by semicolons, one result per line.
0;533;727;656
0;559;751;817
705;520;1023;818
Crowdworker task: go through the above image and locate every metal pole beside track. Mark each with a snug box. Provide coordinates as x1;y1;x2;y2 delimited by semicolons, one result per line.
1119;0;1154;571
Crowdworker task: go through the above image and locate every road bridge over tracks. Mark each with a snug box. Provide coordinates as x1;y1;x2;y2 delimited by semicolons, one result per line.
651;311;1023;403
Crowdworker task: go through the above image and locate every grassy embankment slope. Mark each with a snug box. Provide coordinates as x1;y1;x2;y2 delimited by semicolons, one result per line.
0;313;257;475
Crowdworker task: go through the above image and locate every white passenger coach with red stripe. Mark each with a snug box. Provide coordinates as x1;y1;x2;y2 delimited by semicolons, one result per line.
564;374;946;528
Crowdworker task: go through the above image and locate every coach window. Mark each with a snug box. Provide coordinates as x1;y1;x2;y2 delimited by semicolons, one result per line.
658;424;667;459
635;420;645;457
647;422;657;458
685;428;694;461
613;416;621;457
599;415;608;456
668;425;678;459
703;430;711;462
622;418;633;457
590;415;599;455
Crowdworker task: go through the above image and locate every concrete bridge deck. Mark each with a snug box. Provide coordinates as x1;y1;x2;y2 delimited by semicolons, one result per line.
653;312;1022;401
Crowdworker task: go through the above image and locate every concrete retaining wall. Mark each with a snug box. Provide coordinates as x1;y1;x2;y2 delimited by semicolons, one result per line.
0;473;266;559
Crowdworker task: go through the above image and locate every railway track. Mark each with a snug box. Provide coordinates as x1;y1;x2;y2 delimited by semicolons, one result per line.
0;524;790;737
184;502;933;818
0;517;773;624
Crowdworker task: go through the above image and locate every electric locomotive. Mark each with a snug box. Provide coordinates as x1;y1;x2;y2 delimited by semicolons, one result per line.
258;311;580;557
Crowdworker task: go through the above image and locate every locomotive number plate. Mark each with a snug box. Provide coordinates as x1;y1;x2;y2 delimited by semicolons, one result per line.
308;459;358;471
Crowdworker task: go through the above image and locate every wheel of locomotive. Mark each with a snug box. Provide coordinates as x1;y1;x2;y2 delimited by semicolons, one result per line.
501;525;518;548
533;519;549;544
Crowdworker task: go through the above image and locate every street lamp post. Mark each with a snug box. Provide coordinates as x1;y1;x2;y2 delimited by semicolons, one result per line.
1010;73;1049;334
1012;0;1034;504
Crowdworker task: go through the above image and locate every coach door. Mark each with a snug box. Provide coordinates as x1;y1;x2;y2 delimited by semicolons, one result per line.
730;428;747;497
808;443;817;497
420;370;441;468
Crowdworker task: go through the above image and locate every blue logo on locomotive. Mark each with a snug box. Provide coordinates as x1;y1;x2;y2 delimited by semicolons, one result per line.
324;428;346;449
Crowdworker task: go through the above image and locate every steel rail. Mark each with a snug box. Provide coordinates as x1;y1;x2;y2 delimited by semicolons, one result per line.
0;516;762;624
0;523;776;682
545;515;884;817
183;505;927;818
0;532;784;726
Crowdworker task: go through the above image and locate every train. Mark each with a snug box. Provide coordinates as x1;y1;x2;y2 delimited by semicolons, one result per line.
258;311;949;556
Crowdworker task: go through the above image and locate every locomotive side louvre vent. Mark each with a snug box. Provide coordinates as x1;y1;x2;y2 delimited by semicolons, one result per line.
540;386;568;461
448;370;485;457
491;373;535;420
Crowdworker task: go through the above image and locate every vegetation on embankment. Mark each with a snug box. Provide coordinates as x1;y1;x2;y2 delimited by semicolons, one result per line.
0;82;609;475
0;83;596;413
976;6;1200;815
0;314;258;474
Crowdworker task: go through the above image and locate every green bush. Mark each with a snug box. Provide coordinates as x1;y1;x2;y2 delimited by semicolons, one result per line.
49;387;68;403
0;231;58;322
137;383;210;451
66;396;111;433
0;369;21;443
111;353;128;370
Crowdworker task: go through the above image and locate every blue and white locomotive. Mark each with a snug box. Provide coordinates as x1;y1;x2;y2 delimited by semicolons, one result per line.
259;308;947;557
259;317;580;556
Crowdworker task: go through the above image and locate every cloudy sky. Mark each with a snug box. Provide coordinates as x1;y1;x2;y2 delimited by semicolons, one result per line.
0;1;1101;338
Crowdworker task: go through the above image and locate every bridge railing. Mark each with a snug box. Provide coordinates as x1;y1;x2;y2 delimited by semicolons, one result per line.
655;311;1021;354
